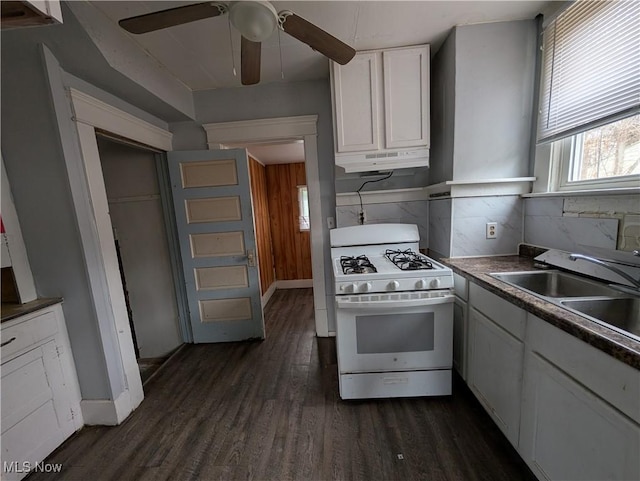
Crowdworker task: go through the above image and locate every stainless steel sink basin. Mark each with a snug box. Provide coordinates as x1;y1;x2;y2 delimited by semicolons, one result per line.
491;270;622;298
561;298;640;340
490;270;640;341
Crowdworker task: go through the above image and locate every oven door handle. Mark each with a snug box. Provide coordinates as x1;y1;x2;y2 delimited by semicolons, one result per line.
336;294;455;309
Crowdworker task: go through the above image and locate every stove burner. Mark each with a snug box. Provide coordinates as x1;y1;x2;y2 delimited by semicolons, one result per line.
385;249;434;271
340;255;377;275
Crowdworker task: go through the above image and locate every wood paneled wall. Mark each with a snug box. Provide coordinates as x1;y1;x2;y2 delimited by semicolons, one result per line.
266;163;312;281
249;157;275;295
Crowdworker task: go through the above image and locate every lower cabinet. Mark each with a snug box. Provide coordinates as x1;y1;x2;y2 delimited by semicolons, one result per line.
464;279;640;481
467;306;524;447
519;350;639;481
1;303;83;481
518;313;640;481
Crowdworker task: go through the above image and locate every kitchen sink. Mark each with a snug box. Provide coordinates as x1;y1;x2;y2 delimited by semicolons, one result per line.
561;298;640;340
490;270;640;342
490;270;622;298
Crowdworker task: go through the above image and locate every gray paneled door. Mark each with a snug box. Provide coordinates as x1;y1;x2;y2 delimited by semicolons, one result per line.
167;149;264;343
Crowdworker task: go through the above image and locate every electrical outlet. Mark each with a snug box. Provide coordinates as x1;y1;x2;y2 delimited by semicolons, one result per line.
486;222;497;239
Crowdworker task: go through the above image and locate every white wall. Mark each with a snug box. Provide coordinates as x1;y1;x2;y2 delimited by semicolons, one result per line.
98;138;182;359
453;20;537;181
430;20;537;184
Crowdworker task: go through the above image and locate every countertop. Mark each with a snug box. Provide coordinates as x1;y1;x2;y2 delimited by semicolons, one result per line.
1;298;63;323
442;255;640;370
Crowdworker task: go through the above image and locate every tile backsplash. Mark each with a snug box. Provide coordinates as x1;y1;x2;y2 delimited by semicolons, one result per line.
523;195;639;252
336;200;429;249
450;195;523;257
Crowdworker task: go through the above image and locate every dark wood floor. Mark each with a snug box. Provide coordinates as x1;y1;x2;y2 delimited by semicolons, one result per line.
31;288;535;481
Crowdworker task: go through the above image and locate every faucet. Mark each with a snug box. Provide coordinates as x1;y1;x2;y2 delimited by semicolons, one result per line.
569;253;640;290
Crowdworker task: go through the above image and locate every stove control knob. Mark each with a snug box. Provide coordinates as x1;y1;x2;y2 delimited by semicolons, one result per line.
388;280;400;291
340;283;358;293
430;278;441;288
416;279;429;289
360;282;372;292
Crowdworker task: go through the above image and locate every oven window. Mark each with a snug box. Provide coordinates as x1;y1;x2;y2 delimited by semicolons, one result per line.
355;313;435;354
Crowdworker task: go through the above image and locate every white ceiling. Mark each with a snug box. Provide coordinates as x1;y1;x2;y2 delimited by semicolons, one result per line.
91;0;551;91
226;141;305;165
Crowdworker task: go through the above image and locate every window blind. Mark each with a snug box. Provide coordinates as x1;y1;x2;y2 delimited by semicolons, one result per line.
537;0;640;143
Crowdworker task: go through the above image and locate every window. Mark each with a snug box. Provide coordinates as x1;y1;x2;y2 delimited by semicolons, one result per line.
555;114;640;190
536;1;640;192
297;186;310;231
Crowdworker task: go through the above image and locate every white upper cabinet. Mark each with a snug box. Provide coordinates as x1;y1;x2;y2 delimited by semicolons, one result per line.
383;47;430;149
333;52;380;153
331;45;430;172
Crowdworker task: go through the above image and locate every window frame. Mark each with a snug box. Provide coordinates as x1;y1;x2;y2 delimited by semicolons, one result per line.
545;118;640;193
297;185;310;232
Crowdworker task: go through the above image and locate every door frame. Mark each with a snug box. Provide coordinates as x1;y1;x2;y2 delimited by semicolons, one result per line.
66;87;173;424
203;117;329;337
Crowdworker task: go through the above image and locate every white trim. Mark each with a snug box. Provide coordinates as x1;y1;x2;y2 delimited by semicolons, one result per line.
426;177;536;198
316;308;329;337
522;188;640;198
336;187;428;206
276;279;314;289
202;116;329;337
67;89;165;423
203;116;319;145
261;281;276;308
80;388;137;426
69;88;173;151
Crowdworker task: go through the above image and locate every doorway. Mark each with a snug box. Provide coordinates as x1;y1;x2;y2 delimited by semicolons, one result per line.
243;141;314;309
96;135;182;379
202;116;330;337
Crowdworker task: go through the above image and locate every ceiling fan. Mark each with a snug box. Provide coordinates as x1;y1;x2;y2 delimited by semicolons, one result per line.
118;1;356;86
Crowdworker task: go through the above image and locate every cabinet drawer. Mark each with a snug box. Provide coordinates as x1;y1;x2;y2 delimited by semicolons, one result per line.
469;282;525;340
1;310;58;362
527;314;640;424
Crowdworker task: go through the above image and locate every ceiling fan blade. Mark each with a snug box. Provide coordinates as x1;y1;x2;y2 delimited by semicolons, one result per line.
241;36;261;85
119;2;226;34
280;12;355;65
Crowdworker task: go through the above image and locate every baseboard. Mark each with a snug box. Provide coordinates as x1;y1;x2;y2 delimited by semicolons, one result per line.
80;388;139;426
276;279;313;289
262;282;277;307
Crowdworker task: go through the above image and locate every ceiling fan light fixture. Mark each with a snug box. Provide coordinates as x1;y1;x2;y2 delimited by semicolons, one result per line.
229;1;278;43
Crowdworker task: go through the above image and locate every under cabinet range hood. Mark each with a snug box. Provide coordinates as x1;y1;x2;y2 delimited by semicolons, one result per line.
335;147;429;173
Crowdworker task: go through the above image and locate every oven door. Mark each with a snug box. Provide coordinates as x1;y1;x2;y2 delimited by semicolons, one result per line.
335;293;454;374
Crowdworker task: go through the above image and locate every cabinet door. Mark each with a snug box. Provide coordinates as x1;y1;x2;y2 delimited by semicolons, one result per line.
383;46;430;149
453;296;468;380
519;351;640;481
468;307;524;447
332;52;379;153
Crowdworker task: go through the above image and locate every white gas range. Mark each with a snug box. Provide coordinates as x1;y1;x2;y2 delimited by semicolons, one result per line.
330;223;455;400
